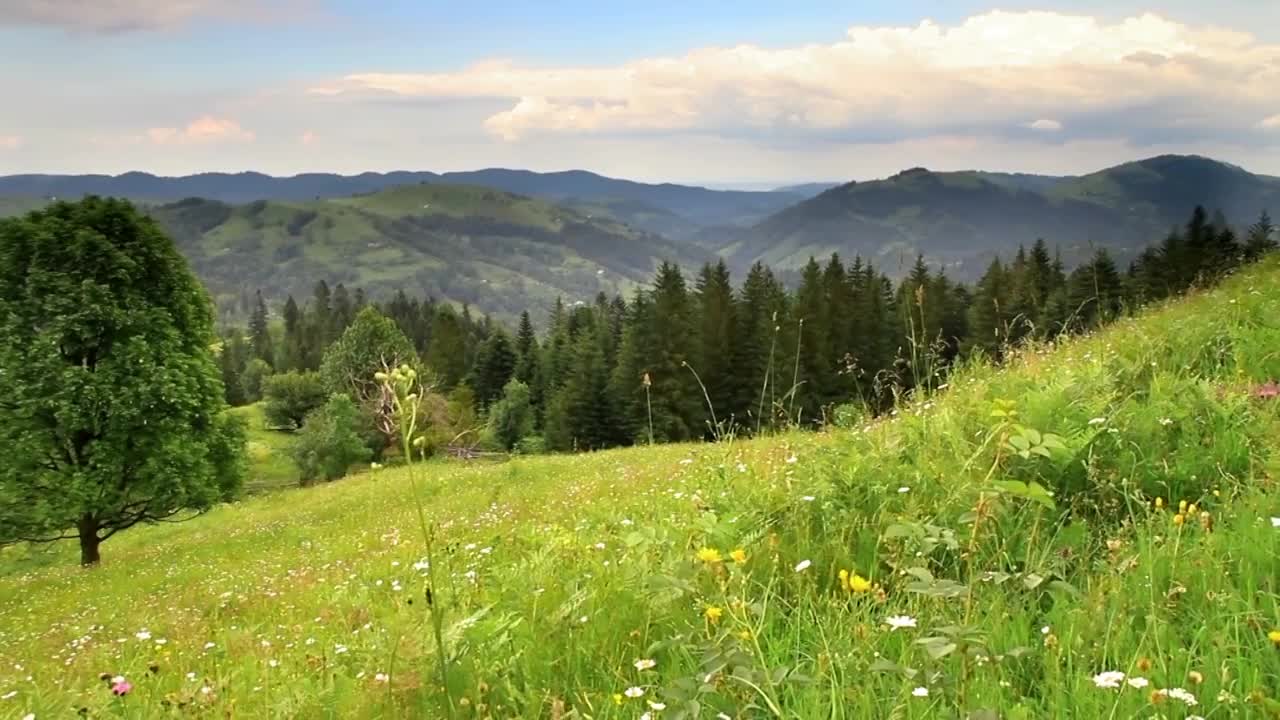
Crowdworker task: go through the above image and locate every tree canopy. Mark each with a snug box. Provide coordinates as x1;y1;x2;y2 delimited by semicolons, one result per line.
0;197;245;565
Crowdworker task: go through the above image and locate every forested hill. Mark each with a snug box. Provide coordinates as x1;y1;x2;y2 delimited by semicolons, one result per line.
0;168;802;241
714;155;1280;274
147;183;713;323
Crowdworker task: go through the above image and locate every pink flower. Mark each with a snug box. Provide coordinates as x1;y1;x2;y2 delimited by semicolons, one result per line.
111;680;132;696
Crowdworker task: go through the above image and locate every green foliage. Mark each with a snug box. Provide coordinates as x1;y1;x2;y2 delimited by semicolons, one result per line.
0;197;246;564
471;330;517;408
488;380;534;450
320;306;417;406
262;370;327;429
289;394;371;485
239;358;273;403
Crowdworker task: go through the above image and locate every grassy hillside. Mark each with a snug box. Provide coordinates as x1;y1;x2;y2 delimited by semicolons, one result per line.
2;256;1277;718
728;156;1280;277
149;184;712;322
226;404;301;495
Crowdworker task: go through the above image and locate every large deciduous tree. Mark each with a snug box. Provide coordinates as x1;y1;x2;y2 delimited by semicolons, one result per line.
0;198;246;565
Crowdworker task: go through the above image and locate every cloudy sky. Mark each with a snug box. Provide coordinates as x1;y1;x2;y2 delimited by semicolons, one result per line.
2;0;1279;185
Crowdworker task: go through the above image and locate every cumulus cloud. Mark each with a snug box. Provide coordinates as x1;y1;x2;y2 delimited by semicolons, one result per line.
317;11;1280;147
0;0;304;33
147;116;255;145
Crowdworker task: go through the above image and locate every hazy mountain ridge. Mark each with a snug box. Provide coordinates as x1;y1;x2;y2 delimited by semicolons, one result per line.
144;183;713;322
722;155;1280;276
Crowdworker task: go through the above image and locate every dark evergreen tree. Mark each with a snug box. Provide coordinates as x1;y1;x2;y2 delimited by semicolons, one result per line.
472;329;518;409
694;260;737;429
425;305;468;389
281;294;303;370
249;290;272;366
1245;210;1277;260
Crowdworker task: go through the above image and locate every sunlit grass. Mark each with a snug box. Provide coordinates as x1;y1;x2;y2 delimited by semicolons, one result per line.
1;257;1278;718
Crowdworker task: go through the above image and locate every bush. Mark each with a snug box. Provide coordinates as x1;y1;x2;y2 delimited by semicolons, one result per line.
290;394;371;485
263;371;327;429
489;380;534;450
514;435;546;455
240;358;273;403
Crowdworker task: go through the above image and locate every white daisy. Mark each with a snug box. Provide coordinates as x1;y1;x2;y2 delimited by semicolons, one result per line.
912;687;929;697
794;560;812;572
884;615;917;630
1093;671;1125;689
624;686;645;698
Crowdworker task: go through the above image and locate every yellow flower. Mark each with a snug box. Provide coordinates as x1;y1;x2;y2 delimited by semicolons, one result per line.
1187;503;1198;515
613;693;623;706
730;548;747;563
849;573;873;593
1178;499;1188;513
738;629;752;641
1268;629;1280;646
838;569;850;592
697;548;722;564
1155;496;1165;509
705;606;723;623
1173;513;1185;526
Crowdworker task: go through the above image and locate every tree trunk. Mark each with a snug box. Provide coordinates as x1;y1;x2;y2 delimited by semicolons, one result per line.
77;516;101;566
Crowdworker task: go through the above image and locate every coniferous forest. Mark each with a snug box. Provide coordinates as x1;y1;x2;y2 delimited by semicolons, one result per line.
219;205;1277;457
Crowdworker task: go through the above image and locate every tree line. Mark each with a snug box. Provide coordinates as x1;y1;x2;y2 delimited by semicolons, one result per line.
220;206;1277;457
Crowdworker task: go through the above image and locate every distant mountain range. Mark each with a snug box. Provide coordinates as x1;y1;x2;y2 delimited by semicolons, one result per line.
2;155;1277;320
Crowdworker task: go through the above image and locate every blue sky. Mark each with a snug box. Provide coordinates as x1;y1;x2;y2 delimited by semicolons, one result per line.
2;0;1279;183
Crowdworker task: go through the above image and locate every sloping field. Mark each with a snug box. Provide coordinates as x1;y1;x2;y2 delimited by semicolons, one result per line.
1;258;1278;718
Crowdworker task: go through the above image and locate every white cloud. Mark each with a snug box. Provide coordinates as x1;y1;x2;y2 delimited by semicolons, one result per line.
319;11;1280;147
1028;119;1063;131
1260;114;1280;129
0;135;21;150
147;116;255;145
0;0;305;33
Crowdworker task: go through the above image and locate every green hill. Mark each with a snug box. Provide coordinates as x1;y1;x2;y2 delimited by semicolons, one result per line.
726;156;1280;277
149;184;712;322
2;254;1277;718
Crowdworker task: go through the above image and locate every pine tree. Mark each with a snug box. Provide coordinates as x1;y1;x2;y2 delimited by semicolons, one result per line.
249;290;272;366
219;330;250;406
1245;210;1277;261
281;295;303;370
546;325;615;451
1067;248;1124;329
694;260;736;430
967;258;1011;357
472;330;517;409
331;283;354;338
730;263;787;431
513;310;540;387
424;305;468;389
609;290;655;444
791;258;832;424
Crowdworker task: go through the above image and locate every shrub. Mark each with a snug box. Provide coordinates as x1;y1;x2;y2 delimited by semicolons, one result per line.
489;380;534;450
240;358;273;403
263;370;327;429
290;394;371;485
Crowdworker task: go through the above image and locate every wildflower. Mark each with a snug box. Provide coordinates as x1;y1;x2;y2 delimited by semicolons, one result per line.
696;548;722;564
1188;670;1203;685
885;615;917;630
1088;417;1107;426
1187;503;1198;515
801;495;815;502
898;486;910;493
1136;657;1152;672
612;694;623;706
1179;500;1188;513
375;673;389;682
794;560;811;573
1127;677;1150;689
705;606;723;623
1271;517;1280;528
1173;514;1185;527
730;548;747;563
1267;629;1280;645
648;700;667;710
0;691;15;700
624;686;645;698
634;659;657;671
1155;687;1198;706
847;573;872;593
135;630;151;641
912;687;929;697
22;714;34;720
111;679;133;696
1093;671;1126;689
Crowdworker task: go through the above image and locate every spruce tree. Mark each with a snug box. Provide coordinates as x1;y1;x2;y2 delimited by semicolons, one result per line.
249;290;272;366
281;295;303;370
424;305;468;389
472;330;518;409
1245;210;1277;260
694;260;737;429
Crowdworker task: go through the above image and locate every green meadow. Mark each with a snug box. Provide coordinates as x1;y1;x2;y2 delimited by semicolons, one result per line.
2;257;1279;718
